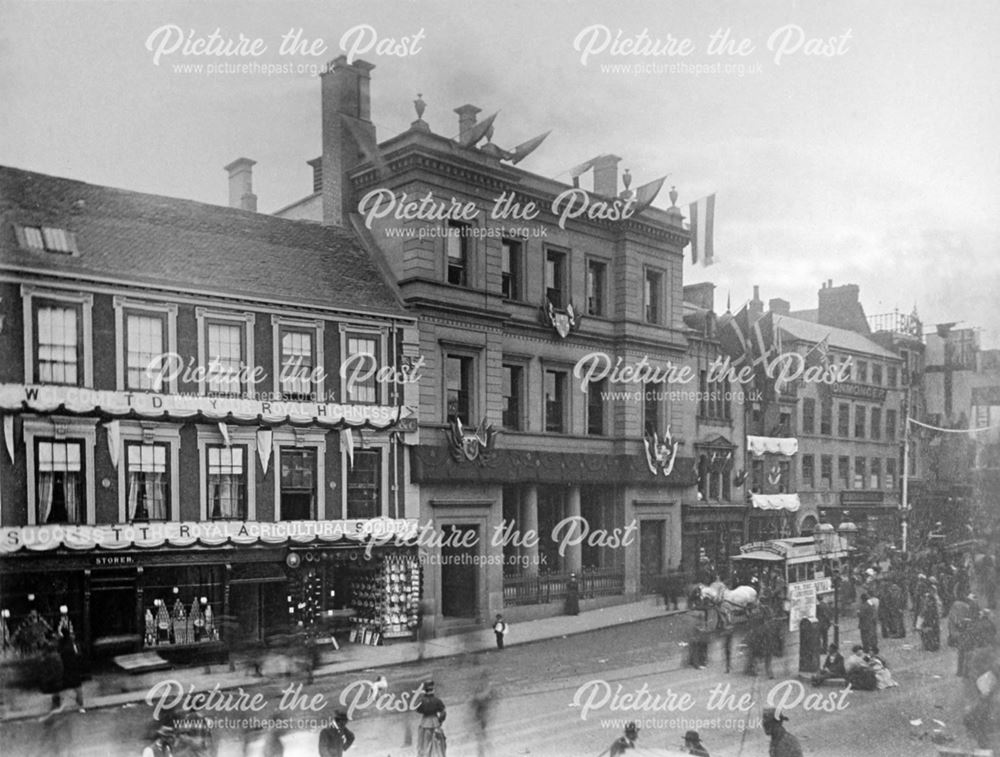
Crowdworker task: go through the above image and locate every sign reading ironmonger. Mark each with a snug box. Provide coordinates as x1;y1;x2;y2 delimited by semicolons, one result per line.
0;519;419;553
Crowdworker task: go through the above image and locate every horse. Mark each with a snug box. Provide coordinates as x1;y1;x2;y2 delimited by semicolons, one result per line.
697;581;758;627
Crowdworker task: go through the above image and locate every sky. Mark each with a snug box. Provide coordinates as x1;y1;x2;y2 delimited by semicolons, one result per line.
1;0;998;346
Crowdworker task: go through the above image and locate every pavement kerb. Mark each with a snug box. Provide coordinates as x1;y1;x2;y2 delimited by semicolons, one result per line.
0;598;692;723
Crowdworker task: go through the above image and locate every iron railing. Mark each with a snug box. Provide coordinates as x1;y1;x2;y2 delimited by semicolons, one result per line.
502;567;625;607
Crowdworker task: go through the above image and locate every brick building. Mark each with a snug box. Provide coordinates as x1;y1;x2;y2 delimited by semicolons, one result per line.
0;166;421;661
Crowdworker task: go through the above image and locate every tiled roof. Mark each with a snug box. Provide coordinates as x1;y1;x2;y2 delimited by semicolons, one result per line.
0;166;408;318
776;314;900;360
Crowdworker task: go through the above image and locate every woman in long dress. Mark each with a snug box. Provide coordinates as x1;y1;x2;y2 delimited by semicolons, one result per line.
920;587;942;651
416;681;447;757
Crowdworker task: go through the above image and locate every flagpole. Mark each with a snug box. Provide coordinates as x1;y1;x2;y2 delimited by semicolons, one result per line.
901;415;910;553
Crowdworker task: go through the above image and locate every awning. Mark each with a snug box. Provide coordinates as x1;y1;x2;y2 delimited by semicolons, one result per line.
732;550;785;562
751;493;801;512
747;436;798;456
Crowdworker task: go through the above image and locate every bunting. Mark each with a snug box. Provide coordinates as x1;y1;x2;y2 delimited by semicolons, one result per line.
2;415;13;464
342;428;355;469
689;194;716;265
106;420;120;470
256;428;273;475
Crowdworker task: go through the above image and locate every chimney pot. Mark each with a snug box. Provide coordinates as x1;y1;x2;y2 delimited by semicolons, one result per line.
592;154;622;197
753;285;760;301
454;104;481;142
224;157;257;212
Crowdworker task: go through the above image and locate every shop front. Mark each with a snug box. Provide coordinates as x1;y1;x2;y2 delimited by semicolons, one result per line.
0;518;421;665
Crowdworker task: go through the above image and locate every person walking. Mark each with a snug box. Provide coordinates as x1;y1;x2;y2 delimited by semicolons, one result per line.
858;593;879;655
492;614;508;650
565;574;580;616
318;709;355;757
762;708;803;757
919;583;942;651
815;598;832;651
38;635;65;712
682;729;710;756
142;725;175;757
57;629;84;711
599;721;639;757
415;680;447;757
471;670;496;757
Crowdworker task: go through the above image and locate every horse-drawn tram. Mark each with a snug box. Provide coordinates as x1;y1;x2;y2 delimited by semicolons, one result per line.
731;536;851;630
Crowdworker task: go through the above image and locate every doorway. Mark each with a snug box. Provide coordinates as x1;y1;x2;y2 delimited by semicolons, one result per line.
640;520;665;593
440;524;479;618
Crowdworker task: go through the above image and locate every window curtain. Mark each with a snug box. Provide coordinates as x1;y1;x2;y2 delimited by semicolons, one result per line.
128;471;144;519
63;473;80;522
210;477;239;518
147;473;166;520
38;474;54;523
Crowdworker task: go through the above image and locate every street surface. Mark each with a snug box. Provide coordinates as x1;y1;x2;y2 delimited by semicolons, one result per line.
1;609;980;757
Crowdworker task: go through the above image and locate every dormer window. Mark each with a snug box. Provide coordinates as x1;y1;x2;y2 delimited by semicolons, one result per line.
15;224;78;254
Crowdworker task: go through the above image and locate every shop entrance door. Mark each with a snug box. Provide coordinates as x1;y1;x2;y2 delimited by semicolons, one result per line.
229;581;291;644
640;520;665;594
441;524;478;618
90;570;138;655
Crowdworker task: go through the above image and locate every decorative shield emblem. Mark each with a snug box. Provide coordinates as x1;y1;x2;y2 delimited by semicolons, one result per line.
643;425;679;476
447;417;499;465
541;298;581;339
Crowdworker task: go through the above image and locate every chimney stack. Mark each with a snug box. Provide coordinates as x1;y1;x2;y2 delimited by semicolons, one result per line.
224;158;257;212
454;104;481;142
817;282;870;335
769;298;790;316
748;284;764;319
320;56;376;226
592;154;621;197
307;157;322;194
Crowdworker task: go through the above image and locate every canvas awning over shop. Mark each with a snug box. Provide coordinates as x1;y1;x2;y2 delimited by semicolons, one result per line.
751;493;801;512
746;436;799;456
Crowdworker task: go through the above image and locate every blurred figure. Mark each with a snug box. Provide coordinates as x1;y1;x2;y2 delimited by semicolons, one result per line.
492;614;508;650
471;669;497;757
57;628;84;711
318;709;355;757
37;635;64;712
682;729;710;756
599;721;638;757
142;725;175;757
565;573;580;616
762;708;802;757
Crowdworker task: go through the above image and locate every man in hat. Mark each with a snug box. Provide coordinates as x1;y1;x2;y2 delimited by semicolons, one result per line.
318;709;355;757
492;614;508;650
762;708;803;757
142;725;175;757
858;593;879;655
682;729;710;756
599;721;638;757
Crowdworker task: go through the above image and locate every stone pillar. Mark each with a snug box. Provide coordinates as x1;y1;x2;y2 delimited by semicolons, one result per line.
566;486;583;574
521;485;540;574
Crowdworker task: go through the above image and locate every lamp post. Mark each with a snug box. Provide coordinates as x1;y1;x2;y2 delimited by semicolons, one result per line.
815;523;840;646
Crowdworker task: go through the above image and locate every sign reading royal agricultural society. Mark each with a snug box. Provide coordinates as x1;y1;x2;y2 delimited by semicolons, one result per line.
1;518;420;554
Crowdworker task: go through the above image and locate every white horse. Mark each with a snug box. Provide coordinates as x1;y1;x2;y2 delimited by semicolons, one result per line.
697;581;758;626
